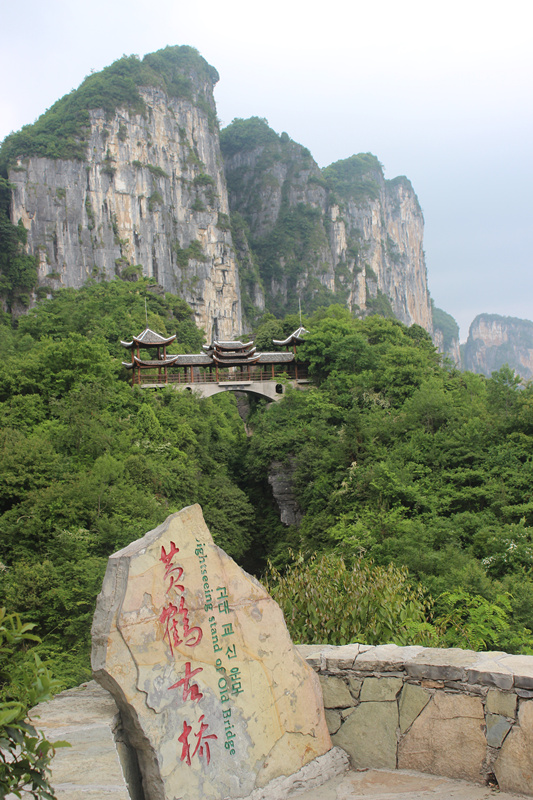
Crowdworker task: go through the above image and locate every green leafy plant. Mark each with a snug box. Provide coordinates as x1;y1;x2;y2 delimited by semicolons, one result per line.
433;590;533;653
84;197;95;230
146;164;169;179
148;191;163;211
264;551;435;646
0;608;67;799
0;179;38;310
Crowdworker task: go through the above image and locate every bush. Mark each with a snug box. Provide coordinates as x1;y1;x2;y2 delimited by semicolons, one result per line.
264;552;435;646
0;608;66;799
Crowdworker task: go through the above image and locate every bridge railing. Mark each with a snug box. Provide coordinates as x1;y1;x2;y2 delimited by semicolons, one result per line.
138;365;308;387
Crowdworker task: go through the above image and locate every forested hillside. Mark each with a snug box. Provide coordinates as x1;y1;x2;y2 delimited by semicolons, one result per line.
1;283;533;698
0;280;255;688
251;309;533;653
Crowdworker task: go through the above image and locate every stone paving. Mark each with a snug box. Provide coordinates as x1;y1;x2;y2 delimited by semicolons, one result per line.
289;768;530;800
26;682;533;800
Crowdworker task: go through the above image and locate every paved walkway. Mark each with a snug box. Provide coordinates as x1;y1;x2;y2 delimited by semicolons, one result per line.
27;683;531;800
291;768;529;800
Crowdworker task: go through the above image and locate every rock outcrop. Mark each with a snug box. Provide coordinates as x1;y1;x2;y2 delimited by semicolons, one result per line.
91;504;331;800
432;303;461;365
5;49;241;341
221;120;433;332
267;458;302;527
3;53;439;339
463;314;533;380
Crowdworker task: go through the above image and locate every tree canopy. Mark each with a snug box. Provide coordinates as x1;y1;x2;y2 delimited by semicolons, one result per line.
2;290;533;699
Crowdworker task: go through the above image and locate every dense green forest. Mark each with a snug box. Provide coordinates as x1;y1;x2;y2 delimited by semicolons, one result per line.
1;281;533;702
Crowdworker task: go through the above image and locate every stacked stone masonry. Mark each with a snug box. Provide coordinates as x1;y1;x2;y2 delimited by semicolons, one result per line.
296;642;533;797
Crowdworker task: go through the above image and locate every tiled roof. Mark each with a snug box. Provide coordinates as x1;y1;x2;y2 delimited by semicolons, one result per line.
257;352;295;363
121;328;177;348
272;326;309;347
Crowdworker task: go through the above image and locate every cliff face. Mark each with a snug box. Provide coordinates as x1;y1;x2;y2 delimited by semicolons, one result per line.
432;304;461;365
331;174;432;331
221;120;432;332
463;314;533;380
6;52;241;341
3;55;439;340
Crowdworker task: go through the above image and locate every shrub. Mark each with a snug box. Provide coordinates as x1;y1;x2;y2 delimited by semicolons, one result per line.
264;551;435;646
0;608;66;799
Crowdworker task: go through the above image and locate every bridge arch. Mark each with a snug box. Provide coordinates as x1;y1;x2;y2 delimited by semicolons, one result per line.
144;379;308;401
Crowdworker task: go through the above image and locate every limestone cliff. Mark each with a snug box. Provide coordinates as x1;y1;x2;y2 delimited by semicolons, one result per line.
2;54;440;340
432;303;461;365
3;48;241;341
221;119;433;332
463;314;533;380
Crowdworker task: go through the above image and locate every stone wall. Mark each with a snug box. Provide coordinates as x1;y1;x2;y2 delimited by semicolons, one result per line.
297;642;533;796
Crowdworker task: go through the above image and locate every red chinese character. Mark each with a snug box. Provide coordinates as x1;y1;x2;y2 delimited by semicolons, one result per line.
160;603;183;655
178;719;193;766
168;662;203;703
166;569;184;594
160;602;178;627
177;596;203;647
192;715;217;765
160;541;180;569
160;600;202;653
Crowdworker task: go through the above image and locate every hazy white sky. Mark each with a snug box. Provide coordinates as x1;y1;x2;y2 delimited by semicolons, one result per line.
2;0;531;340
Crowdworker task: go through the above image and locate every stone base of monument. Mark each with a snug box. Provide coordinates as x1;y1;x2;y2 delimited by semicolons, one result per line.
242;746;349;800
26;681;348;800
91;505;333;800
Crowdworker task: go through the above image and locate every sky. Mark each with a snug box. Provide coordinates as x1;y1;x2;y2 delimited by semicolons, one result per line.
1;0;531;341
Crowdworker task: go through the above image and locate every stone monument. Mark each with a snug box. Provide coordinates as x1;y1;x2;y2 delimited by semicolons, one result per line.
91;505;332;800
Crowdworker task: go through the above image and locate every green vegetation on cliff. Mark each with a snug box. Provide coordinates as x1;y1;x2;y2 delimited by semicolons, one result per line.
220;117;281;158
323;153;383;204
432;301;460;354
221;117;345;319
0;46;218;170
0;178;38;310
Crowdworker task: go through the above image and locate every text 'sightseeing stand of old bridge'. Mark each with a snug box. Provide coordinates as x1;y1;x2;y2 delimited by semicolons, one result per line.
121;326;309;400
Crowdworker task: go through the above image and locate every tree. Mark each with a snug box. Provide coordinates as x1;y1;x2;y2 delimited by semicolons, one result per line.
0;178;38;310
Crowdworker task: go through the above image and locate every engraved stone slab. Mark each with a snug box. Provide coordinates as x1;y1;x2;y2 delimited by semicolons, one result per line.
91;505;331;800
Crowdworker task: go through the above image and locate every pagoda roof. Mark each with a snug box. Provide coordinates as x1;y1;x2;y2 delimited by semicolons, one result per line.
212;353;261;367
272;326;309;347
121;327;177;349
175;354;214;366
203;340;254;352
257;352;295;364
130;355;182;368
212;346;257;360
